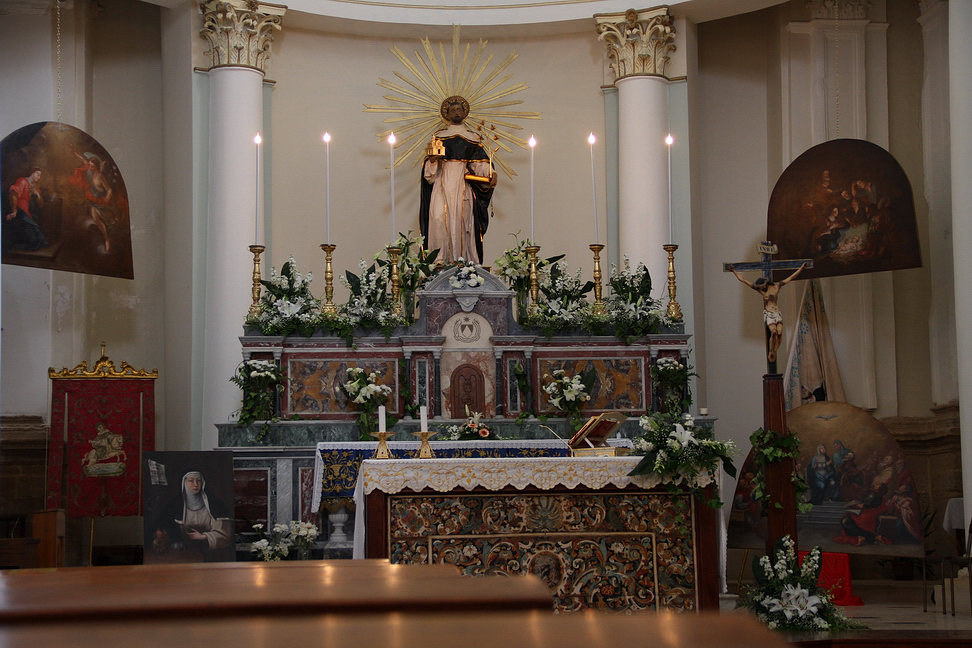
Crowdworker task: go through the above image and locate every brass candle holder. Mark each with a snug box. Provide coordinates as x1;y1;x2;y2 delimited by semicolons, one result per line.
320;243;337;315
525;244;541;315
387;245;403;316
663;244;683;321
590;243;606;315
412;429;436;458
371;430;394;459
247;244;265;321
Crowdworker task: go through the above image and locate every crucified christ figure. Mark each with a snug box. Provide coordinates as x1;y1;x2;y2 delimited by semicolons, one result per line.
729;262;808;363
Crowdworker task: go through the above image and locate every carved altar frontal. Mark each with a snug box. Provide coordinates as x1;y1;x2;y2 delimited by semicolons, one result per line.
360;456;720;613
387;490;700;613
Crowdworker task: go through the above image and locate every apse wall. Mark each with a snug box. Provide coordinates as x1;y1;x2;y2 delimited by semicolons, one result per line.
265;25;613;301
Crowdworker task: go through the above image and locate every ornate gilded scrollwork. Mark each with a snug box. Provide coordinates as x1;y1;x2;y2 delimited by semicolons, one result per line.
48;342;158;379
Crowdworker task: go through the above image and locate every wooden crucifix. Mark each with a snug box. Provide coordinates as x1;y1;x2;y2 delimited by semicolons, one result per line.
724;242;812;555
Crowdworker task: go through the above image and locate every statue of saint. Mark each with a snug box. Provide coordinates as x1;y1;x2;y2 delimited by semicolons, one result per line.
419;96;497;264
729;262;808;363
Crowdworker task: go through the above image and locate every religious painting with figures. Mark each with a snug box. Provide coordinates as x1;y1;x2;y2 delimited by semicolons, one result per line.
728;401;923;558
766;139;921;281
142;451;236;564
1;122;134;279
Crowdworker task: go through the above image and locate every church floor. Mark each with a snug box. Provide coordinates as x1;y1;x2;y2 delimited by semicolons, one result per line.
721;579;972;631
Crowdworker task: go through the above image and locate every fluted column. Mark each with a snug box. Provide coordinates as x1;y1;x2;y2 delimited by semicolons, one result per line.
596;7;675;297
199;0;284;449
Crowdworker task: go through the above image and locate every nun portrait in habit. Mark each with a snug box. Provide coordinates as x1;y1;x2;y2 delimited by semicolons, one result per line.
151;470;234;562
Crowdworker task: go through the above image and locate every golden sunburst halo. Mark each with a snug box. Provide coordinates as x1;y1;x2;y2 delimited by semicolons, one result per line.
364;26;541;178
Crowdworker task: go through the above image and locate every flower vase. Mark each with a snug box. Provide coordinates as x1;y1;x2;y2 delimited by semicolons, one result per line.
401;289;416;324
516;288;529;322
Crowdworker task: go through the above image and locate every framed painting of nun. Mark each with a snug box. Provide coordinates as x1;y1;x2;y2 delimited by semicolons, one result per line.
142;451;236;564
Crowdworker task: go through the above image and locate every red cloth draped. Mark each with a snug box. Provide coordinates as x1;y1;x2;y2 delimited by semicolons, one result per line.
798;550;864;606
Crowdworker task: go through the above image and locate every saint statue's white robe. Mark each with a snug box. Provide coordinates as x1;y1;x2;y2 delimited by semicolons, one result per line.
422;124;492;263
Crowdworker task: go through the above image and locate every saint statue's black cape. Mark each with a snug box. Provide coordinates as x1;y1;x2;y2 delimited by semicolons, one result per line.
419;133;494;263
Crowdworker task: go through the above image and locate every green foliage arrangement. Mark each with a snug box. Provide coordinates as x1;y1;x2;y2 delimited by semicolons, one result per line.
229;359;284;437
629;412;736;508
749;427;812;514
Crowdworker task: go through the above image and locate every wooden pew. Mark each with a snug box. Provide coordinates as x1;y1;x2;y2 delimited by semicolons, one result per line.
0;560;553;623
0;610;789;648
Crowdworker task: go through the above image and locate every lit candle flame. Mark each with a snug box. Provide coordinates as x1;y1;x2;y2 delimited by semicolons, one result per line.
666;134;674;146
254;133;262;145
588;133;596;145
323;132;331;143
529;136;536;148
388;132;396;145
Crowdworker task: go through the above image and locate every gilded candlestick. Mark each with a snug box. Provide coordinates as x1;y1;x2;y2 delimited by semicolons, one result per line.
387;245;403;316
663;244;683;321
371;430;394;459
590;243;606;315
247;245;265;321
320;243;337;315
412;429;436;458
525;244;541;315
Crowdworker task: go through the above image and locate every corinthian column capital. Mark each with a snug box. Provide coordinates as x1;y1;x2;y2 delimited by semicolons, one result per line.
199;0;286;72
595;7;675;80
806;0;871;20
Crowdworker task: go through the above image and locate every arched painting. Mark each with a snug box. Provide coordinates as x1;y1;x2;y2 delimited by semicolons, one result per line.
2;122;133;279
729;401;924;558
766;139;921;281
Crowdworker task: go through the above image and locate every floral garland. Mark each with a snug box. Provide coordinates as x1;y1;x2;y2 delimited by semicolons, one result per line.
250;521;320;561
342;367;393;440
749;427;812;514
248;257;319;336
653;355;697;414
628;412;736;507
449;258;485;289
229;359;283;435
736;535;865;631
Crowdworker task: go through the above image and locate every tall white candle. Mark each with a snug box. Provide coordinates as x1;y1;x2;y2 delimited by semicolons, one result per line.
588;133;598;244
529;136;536;242
378;405;386;433
388;132;397;241
420;405;428;431
323;132;331;244
254;133;262;245
666;134;674;244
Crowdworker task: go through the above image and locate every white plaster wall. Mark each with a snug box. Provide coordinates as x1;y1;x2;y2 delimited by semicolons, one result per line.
696;9;782;504
267;26;610;301
0;2;166;436
1;12;55;418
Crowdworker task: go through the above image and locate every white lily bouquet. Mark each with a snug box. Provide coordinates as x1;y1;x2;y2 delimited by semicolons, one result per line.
736;535;865;631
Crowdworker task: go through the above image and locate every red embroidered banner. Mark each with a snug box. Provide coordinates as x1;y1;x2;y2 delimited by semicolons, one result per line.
47;378;155;517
